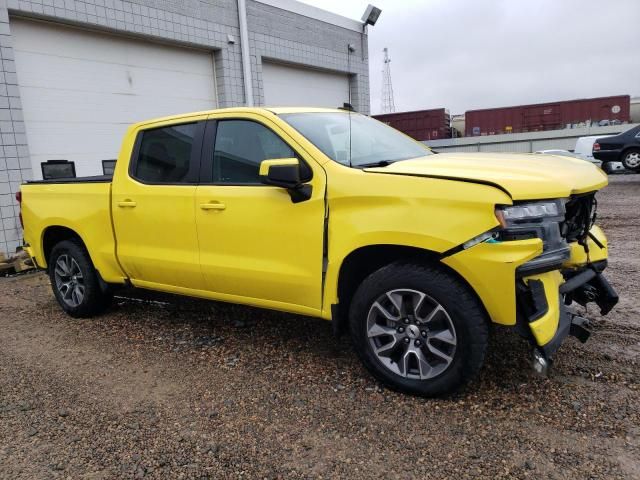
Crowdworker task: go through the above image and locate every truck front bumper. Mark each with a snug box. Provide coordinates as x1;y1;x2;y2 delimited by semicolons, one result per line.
442;225;618;359
517;263;618;359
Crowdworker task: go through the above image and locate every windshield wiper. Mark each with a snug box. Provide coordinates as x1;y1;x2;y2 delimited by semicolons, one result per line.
357;160;396;168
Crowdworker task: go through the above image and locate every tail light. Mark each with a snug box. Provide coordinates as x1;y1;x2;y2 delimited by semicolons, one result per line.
15;190;23;228
593;142;600;152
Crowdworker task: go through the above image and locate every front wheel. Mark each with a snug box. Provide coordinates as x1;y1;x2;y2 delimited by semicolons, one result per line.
49;240;112;318
349;262;489;397
622;149;640;171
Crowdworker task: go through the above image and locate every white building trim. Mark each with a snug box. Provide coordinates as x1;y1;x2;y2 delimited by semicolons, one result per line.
254;0;364;32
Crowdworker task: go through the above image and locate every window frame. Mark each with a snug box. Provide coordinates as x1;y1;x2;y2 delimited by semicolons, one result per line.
199;118;313;186
128;121;206;186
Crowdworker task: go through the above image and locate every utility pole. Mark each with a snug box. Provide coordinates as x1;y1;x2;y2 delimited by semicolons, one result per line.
381;47;396;114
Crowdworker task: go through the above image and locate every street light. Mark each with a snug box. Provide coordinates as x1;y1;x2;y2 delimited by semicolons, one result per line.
361;4;382;26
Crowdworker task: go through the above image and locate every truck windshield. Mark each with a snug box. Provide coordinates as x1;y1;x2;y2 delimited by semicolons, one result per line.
279;112;433;168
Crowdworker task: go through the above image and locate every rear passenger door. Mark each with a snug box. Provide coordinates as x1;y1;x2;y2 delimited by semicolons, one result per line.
112;118;206;290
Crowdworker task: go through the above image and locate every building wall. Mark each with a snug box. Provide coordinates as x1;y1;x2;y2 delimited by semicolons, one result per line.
0;0;369;255
246;1;368;112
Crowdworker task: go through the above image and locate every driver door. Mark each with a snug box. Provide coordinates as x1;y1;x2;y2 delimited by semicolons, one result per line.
194;113;327;313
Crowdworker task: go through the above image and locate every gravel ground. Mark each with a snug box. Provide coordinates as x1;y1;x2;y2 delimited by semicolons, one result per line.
1;174;639;479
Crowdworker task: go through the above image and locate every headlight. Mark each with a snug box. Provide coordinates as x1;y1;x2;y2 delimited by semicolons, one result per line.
495;200;563;227
494;200;571;274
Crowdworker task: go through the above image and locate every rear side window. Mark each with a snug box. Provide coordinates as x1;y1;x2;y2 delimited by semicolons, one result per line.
133;123;199;183
212;120;296;184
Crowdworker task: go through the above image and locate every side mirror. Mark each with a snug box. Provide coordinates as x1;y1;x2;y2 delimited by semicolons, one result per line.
259;158;312;203
259;158;301;189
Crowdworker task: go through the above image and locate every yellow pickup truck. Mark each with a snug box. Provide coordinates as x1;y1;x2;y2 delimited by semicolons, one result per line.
19;107;618;396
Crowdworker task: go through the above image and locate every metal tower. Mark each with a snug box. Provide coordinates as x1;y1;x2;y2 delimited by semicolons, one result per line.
381;47;396;114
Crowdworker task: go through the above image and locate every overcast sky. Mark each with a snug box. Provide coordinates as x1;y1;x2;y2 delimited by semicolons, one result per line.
300;0;640;115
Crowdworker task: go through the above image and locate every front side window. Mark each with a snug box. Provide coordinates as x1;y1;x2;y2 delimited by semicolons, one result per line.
280;112;433;168
133;123;199;183
212;120;295;184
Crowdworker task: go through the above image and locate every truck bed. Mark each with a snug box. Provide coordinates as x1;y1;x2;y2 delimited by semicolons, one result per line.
20;179;125;282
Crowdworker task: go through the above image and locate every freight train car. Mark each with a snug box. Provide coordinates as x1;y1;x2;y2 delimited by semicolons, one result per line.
465;95;630;137
373;108;451;141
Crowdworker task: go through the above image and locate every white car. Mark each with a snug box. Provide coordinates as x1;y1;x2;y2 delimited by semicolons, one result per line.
535;146;625;173
574;136;605;163
534;149;579;158
573;136;625;173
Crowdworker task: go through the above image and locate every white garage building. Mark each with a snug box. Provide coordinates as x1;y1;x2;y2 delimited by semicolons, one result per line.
0;0;371;254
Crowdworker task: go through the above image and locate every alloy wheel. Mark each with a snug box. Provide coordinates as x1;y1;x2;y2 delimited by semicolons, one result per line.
624;151;640;169
366;289;457;380
54;254;85;307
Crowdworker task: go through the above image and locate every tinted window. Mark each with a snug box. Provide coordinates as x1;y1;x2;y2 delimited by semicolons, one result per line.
134;123;198;183
213;120;295;184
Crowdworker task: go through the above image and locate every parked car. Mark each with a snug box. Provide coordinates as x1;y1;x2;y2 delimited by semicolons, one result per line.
593;124;640;171
534;149;578;158
535;148;627;174
574;135;605;165
574;135;625;173
18;108;618;397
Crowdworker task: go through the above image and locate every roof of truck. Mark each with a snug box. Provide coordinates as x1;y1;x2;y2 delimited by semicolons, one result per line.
132;107;348;128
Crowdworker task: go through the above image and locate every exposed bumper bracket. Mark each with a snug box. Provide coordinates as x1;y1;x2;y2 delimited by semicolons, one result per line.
569;314;591;343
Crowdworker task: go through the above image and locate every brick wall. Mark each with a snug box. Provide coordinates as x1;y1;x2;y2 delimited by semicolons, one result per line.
0;2;28;255
0;0;369;255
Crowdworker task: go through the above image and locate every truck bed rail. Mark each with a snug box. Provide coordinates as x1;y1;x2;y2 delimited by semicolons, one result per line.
26;174;113;185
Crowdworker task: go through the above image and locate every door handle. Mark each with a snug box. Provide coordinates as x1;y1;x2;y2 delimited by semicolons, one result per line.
118;200;137;208
200;202;226;211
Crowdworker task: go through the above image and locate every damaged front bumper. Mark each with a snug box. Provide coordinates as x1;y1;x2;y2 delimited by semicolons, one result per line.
516;225;618;361
517;263;618;361
442;224;618;365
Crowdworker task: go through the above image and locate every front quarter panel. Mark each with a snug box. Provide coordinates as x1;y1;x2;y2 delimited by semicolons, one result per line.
322;165;513;317
442;239;543;326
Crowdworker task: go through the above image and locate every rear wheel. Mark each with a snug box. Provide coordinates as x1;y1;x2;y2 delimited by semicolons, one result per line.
622;149;640;171
49;240;112;318
349;262;489;397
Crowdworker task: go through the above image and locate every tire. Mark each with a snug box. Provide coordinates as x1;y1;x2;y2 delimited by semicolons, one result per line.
621;149;640;171
48;240;112;318
601;162;614;174
348;261;489;397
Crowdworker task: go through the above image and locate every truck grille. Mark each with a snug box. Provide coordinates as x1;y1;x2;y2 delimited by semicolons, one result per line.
562;193;597;243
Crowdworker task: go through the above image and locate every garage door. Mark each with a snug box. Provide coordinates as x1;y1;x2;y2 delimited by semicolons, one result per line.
12;19;217;178
262;62;349;108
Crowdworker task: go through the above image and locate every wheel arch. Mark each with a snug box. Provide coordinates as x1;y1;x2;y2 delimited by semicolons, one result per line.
621;146;640;158
332;244;489;336
42;225;88;269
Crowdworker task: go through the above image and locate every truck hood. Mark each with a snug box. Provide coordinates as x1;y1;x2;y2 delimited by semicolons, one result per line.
364;152;608;200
